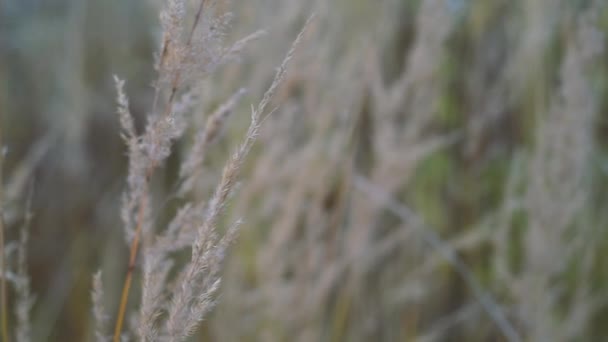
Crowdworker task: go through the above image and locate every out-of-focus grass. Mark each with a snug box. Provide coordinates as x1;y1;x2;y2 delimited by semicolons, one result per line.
1;0;608;341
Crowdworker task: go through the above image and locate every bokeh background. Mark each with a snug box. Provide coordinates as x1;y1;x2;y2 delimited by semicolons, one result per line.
2;0;608;341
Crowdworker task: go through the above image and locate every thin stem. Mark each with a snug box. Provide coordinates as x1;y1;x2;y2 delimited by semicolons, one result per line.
113;170;151;342
161;0;205;119
188;0;206;45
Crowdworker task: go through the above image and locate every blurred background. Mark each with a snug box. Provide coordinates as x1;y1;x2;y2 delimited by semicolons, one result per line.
1;0;608;341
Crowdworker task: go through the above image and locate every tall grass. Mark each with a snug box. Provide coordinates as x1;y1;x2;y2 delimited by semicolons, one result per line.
1;0;608;341
107;2;313;341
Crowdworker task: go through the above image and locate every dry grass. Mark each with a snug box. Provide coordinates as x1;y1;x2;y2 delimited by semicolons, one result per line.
1;0;608;341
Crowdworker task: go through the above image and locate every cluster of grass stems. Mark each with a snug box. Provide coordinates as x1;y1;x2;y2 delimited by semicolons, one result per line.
1;0;608;341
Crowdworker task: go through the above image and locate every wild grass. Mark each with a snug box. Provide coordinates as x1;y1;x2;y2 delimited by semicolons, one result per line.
106;2;313;341
1;0;608;341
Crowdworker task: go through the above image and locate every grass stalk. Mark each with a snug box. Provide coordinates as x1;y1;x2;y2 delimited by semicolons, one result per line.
113;171;152;342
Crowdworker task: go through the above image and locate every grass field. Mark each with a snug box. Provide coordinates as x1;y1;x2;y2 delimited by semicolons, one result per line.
1;0;608;341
